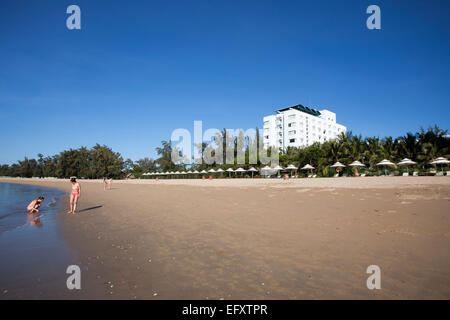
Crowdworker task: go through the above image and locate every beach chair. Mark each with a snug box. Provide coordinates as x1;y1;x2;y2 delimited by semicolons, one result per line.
412;171;418;176
360;173;366;177
312;174;317;178
446;171;450;176
307;174;312;178
333;173;339;177
402;172;409;177
436;171;444;176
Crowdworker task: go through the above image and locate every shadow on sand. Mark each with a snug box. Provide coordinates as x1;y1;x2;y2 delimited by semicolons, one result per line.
77;205;103;213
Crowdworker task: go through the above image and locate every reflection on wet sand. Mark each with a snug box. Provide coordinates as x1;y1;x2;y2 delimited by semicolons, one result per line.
27;212;43;228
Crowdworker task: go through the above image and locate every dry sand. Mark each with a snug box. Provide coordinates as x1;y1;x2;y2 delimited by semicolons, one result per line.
1;176;450;299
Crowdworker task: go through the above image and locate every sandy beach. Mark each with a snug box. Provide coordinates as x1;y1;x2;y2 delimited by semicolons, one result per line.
1;176;449;299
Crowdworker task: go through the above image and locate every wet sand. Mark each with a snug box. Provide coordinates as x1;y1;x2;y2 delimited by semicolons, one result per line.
1;177;449;299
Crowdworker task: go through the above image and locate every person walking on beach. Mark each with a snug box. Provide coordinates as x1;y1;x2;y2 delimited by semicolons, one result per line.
69;177;81;214
27;196;44;213
103;177;112;190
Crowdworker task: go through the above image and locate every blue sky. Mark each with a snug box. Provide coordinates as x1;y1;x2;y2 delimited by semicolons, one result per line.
0;0;449;164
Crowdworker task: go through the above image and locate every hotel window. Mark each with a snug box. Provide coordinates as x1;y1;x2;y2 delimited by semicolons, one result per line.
288;130;296;135
264;121;269;125
288;114;296;119
289;138;296;143
264;135;269;139
288;122;296;127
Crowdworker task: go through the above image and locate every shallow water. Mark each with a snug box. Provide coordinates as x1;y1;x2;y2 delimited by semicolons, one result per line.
0;183;75;299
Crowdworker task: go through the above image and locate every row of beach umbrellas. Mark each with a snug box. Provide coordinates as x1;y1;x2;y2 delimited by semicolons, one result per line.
142;157;450;177
330;157;450;175
143;164;315;178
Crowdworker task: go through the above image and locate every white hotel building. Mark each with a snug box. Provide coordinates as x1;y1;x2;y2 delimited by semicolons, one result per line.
263;104;346;151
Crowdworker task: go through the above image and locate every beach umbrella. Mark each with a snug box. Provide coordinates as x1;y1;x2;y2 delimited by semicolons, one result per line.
330;161;346;177
397;158;417;174
248;167;258;178
200;170;207;176
376;159;395;176
330;161;346;168
430;157;450;174
285;164;298;177
207;168;216;178
192;170;199;178
216;168;224;178
349;160;365;167
272;165;284;177
226;167;234;178
349;160;365;175
235;167;246;177
301;164;315;176
260;165;272;177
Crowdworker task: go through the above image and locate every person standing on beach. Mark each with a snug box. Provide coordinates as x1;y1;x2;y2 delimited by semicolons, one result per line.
103;177;112;190
69;177;81;214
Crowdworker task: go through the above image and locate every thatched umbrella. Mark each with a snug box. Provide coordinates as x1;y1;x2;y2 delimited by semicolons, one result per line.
376;159;395;176
248;167;258;178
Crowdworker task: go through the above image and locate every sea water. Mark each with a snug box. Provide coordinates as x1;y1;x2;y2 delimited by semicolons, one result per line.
0;183;75;298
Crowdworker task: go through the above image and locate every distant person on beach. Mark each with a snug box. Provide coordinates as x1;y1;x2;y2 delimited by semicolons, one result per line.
27;196;44;213
103;177;112;190
69;177;81;214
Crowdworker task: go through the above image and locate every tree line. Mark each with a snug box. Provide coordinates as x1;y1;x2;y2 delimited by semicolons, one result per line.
0;144;124;178
0;126;449;179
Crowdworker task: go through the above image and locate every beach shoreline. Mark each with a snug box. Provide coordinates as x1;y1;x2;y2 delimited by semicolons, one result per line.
1;177;449;299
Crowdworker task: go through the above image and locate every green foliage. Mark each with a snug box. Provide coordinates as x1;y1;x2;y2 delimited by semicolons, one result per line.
0;126;448;179
0;144;124;179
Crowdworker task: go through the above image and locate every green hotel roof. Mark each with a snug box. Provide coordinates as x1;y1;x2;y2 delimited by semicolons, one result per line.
277;104;321;117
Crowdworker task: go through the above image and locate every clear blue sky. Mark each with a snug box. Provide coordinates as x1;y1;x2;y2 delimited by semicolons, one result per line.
1;0;449;164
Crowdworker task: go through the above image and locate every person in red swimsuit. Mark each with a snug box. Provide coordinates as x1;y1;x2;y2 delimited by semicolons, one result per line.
68;176;81;214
